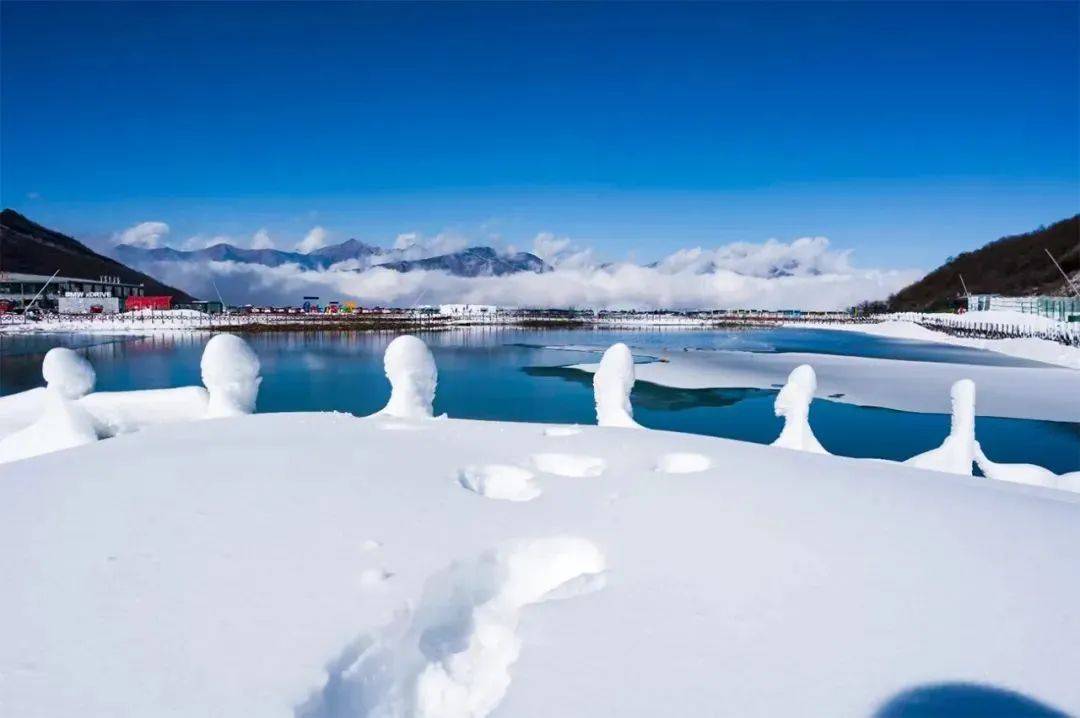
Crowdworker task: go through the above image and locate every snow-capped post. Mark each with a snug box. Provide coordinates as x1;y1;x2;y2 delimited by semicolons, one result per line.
771;364;828;454
42;347;96;400
381;335;437;419
0;348;98;464
905;379;976;475
201;334;262;418
594;343;640;428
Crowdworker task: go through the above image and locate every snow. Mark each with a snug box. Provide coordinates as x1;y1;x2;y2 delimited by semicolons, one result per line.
0;391;98;464
592;342;639;428
800;313;1080;370
654;452;712;474
905;379;977;475
771;364;828;454
200;333;262;417
458;464;543;502
0;348;101;463
571;349;1079;422
2;411;1080;717
530;452;607;478
380;335;438;419
40;347;96;399
0;334;259;446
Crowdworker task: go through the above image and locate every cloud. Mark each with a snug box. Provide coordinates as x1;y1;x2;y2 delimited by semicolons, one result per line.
115;221;170;249
127;234;920;311
296;226;328;253
250;228;274;250
392;231;469;259
180;234;234;250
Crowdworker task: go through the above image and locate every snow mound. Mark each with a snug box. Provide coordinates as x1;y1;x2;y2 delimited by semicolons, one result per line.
771;364;828;454
200;334;262;417
593;343;640;428
906;379;977;475
458;465;542;502
381;335;438;419
975;443;1080;492
655;452;712;474
299;536;605;718
530;453;607;478
41;348;96;400
0;392;98;464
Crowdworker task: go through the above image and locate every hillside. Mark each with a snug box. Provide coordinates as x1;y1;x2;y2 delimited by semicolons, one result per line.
0;210;195;301
887;215;1079;312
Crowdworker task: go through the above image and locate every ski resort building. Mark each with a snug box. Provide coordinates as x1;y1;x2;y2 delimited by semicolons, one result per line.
967;294;1080;322
0;272;145;311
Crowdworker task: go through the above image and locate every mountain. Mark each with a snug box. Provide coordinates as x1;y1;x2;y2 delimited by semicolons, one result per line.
374;246;548;277
0;209;196;301
886;215;1080;312
115;238;385;271
118;239;548;277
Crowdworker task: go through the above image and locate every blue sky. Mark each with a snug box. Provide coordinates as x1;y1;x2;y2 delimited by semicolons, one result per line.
2;1;1077;270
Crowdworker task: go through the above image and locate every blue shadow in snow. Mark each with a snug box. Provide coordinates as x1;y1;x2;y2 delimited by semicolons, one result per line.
874;683;1070;718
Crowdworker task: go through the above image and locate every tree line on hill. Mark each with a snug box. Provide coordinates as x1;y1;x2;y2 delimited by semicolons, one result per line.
855;215;1079;314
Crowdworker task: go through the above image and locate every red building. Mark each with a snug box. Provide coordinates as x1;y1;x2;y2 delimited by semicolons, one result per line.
125;295;172;311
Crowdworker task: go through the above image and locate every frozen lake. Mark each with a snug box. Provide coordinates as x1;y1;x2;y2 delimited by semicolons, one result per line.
2;327;1077;473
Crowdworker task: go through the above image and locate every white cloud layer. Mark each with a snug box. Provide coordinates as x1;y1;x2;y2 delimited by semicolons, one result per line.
131;234;920;311
115;221;170;249
250;228;274;250
295;226;328;253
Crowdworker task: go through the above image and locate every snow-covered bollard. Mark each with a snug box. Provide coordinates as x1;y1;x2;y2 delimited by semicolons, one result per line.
381;335;437;419
0;349;98;464
905;379;976;475
771;364;827;454
42;347;96;399
201;334;262;418
594;343;639;428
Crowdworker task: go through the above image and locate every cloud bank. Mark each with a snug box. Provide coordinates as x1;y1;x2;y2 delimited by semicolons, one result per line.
116;221;170;249
131;234;919;311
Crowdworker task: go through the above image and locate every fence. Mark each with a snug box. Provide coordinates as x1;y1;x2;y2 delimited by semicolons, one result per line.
892;313;1080;347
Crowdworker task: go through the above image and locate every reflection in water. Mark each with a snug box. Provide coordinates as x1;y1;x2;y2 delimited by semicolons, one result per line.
874;683;1069;718
524;365;771;411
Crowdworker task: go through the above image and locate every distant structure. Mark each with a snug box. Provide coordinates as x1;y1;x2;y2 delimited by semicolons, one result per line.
966;294;1080;322
438;304;499;316
0;272;145;313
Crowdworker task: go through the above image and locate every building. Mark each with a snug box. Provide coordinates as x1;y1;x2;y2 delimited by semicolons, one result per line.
58;294;120;314
0;271;145;311
967;294;1080;322
125;295;173;311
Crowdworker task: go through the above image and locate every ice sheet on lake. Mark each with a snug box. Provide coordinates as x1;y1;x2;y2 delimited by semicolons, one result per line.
572;349;1080;422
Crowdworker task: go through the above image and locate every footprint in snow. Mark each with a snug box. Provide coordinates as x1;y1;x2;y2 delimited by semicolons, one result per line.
655;452;712;474
531;453;607;478
458;465;542;501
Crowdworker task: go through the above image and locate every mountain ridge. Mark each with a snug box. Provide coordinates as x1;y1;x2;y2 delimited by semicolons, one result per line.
0;209;196;301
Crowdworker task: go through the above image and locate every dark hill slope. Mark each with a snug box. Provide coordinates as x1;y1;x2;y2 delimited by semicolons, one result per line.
0;209;195;301
888;215;1079;312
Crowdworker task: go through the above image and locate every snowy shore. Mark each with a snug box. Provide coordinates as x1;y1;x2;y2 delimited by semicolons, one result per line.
3;412;1080;717
795;311;1080;370
3;335;1078;716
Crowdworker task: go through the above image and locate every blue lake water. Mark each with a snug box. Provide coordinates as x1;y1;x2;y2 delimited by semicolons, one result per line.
1;327;1077;473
